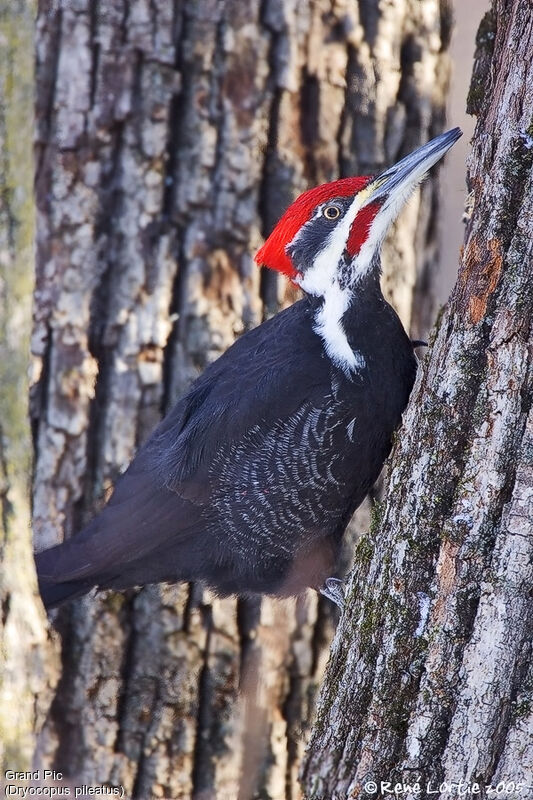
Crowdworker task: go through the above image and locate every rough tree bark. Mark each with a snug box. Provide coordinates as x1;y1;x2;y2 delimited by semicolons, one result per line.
0;0;55;772
302;2;533;798
31;0;451;796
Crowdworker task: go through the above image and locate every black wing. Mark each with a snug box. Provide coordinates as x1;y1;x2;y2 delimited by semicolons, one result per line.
151;299;332;500
36;300;334;597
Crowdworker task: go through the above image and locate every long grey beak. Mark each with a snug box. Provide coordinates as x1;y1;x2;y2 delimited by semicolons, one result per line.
367;127;463;203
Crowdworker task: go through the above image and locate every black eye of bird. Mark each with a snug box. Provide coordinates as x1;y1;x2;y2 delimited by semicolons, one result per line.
323;205;341;220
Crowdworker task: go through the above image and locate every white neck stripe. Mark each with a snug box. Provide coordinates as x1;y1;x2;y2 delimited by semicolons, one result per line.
293;193;373;375
313;286;366;375
289;186;382;375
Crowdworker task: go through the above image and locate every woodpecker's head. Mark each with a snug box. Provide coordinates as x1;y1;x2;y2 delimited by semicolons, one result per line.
255;128;462;296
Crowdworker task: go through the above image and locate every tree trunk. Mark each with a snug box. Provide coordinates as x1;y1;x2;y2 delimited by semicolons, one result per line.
302;2;533;797
31;0;451;796
0;0;56;773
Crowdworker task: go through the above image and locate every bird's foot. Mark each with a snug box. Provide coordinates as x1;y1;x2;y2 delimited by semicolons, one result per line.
319;577;346;610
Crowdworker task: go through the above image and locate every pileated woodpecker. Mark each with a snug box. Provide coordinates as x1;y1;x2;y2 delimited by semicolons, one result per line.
35;128;461;610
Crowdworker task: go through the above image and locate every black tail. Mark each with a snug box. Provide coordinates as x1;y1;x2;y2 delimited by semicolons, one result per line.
32;461;193;610
37;575;95;610
34;545;98;611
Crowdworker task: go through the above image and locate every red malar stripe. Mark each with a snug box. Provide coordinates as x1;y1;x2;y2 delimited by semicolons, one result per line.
346;202;380;257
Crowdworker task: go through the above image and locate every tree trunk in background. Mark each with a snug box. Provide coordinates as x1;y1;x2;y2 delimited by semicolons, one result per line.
302;2;533;797
0;0;55;773
31;0;451;796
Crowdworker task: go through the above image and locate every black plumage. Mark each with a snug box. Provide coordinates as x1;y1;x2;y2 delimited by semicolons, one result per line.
36;274;416;608
35;129;462;610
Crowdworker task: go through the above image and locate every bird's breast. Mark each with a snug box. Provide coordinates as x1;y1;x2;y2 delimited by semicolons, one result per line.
206;396;383;561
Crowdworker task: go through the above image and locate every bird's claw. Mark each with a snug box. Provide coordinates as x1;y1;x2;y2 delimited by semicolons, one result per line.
320;577;346;610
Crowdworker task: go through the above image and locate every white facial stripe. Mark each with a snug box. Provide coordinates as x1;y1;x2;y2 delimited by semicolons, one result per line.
293;191;376;376
297;188;373;296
